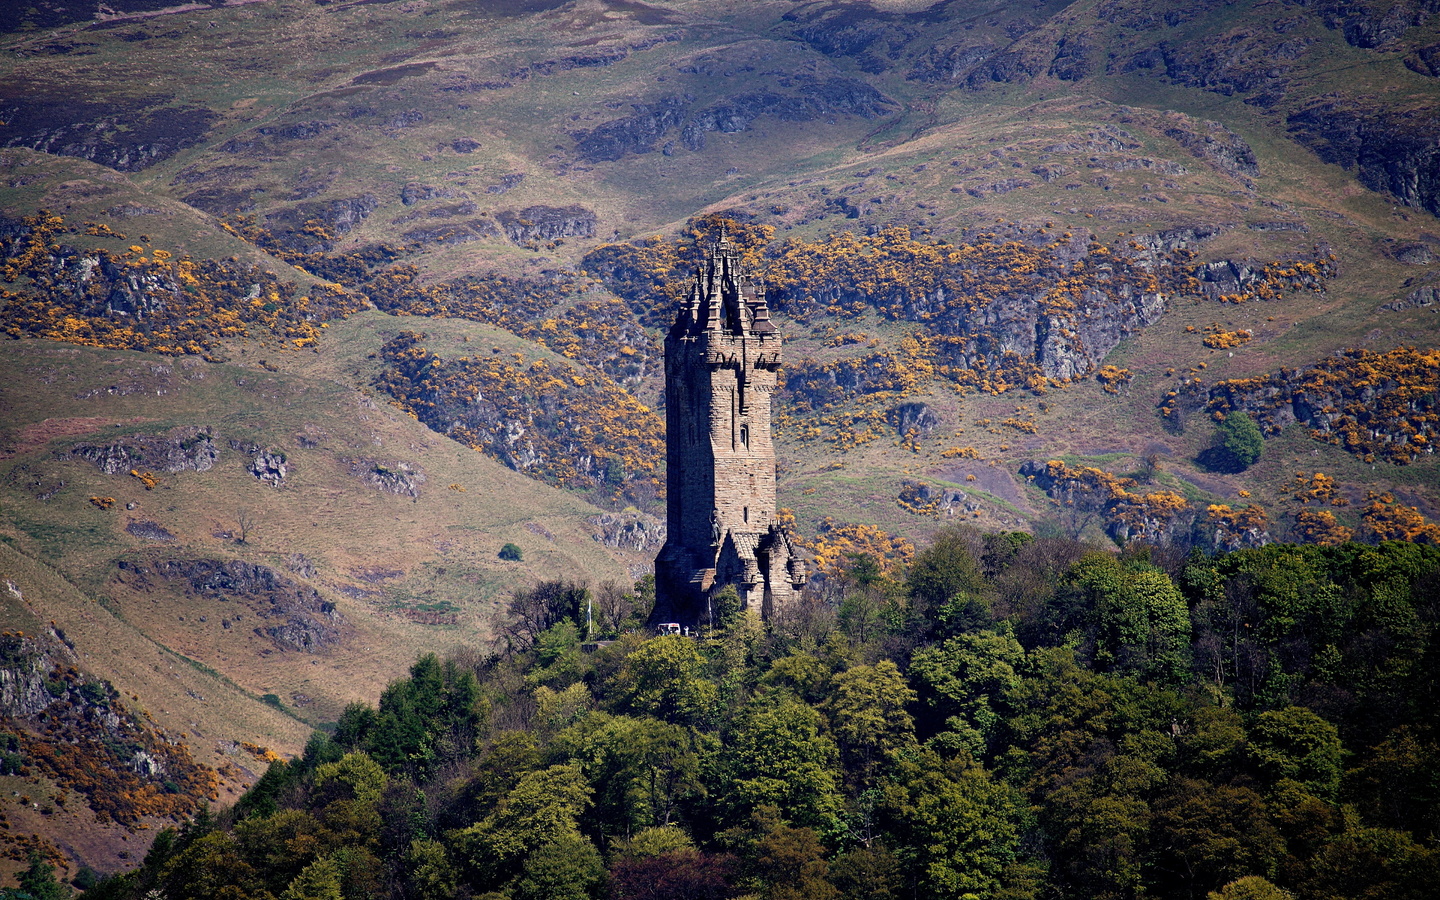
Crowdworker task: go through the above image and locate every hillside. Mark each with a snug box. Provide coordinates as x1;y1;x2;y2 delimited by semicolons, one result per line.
0;336;637;880
0;0;1434;538
2;0;1440;886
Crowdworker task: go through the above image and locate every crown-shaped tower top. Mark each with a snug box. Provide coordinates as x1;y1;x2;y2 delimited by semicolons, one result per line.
674;237;776;339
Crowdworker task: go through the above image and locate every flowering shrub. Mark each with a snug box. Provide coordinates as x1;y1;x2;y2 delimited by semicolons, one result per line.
375;331;663;504
1204;347;1440;464
0;211;362;354
797;517;914;580
1360;492;1440;544
1292;508;1353;545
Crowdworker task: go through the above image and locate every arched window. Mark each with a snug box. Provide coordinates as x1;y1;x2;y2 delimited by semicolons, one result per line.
739;424;749;448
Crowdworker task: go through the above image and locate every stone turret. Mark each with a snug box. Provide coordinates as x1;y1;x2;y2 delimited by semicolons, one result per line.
652;237;807;628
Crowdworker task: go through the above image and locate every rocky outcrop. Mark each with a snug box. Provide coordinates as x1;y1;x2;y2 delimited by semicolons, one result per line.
1286;100;1440;217
220;120;336;154
402;219;501;247
907;41;996;82
401;182;464;205
572;98;689;161
589;511;666;552
898;480;984;518
0;640;62;718
495;205;596;244
263;194;379;253
125;520;176;542
374;331;663;503
1123;31;1309;107
1019;459;1196;545
249;449;288;486
118;558;343;653
966;49;1045;87
0;98;218;171
908;280;1165;382
1048;35;1093;81
348;458;424;498
571;79;894;161
486;173;526;195
1196;347;1439;464
1309;0;1440;49
888;402;939;437
72;426;219;475
1405;41;1440;76
1382;283;1440;310
1162;117;1260;179
1390;242;1436;265
1193;250;1336;300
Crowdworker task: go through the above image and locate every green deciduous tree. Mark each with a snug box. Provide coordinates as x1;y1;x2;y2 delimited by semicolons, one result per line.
1249;706;1343;801
754;822;838;900
456;763;593;890
719;694;843;832
404;839;458;900
1072;553;1192;682
608;634;719;728
1207;876;1293;900
907;526;987;621
909;627;1026;758
159;832;266;900
879;751;1024;900
1151;779;1284;897
313;750;389;807
512;834;606;900
824;660;917;779
279;856;343;900
551;712;706;835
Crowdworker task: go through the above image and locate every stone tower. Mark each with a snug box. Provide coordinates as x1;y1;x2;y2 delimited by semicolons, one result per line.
652;236;807;627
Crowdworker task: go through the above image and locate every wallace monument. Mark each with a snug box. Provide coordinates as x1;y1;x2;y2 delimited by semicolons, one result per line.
652;236;808;628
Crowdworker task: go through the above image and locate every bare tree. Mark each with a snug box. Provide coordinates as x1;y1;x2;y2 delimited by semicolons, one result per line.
1138;453;1161;484
594;579;634;634
497;580;589;654
235;507;258;544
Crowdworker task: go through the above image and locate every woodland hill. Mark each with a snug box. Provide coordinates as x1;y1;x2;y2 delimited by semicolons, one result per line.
77;530;1440;900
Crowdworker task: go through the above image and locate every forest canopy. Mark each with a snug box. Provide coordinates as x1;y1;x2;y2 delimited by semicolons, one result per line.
83;532;1440;900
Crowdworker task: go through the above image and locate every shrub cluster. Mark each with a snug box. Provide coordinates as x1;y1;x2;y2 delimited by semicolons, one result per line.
0;212;363;355
1174;347;1439;465
374;332;663;506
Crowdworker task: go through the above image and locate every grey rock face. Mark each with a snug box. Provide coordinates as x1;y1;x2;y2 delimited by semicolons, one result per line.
348;458;425;498
125;520;177;542
0;100;218;172
1163;119;1260;178
72;426;220;475
1382;284;1440;310
1287;101;1440;217
888;402;940;437
120;558;343;653
249;449;288;486
571;79;894;161
589;512;666;553
495;205;597;244
263;194;379;253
